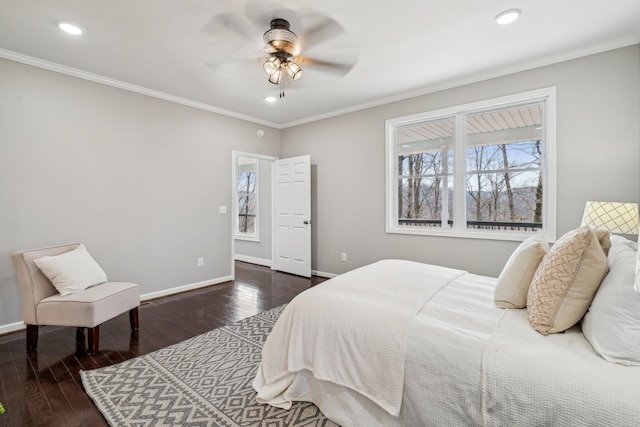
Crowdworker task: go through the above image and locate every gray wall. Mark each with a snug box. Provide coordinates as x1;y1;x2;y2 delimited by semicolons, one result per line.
0;58;281;327
280;45;640;277
235;157;273;264
1;44;639;329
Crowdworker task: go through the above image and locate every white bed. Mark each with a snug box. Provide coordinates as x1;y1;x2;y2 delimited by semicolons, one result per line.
253;239;640;426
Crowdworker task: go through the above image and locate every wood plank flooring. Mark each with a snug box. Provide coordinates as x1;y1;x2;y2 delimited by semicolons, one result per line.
0;262;326;427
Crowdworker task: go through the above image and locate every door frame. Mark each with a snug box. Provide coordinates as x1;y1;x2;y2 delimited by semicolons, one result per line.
231;151;278;281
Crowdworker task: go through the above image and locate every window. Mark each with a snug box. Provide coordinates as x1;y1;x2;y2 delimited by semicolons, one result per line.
236;156;259;240
386;88;556;241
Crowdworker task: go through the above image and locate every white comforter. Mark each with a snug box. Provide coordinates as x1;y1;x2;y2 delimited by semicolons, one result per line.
253;260;466;415
253;260;640;426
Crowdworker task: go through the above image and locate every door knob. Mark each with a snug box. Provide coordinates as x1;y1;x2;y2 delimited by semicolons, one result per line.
303;220;311;225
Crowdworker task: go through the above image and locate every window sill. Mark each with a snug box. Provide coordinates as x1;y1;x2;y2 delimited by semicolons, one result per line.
386;225;553;242
234;234;260;242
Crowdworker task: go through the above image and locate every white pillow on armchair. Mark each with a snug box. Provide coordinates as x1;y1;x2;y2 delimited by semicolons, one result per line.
34;244;108;296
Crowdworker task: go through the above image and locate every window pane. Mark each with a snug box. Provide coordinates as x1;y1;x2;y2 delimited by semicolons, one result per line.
396;118;454;228
237;160;257;235
398;177;445;225
238;215;256;234
465;105;543;232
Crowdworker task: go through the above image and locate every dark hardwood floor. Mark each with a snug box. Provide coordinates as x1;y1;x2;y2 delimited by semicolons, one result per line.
0;262;326;427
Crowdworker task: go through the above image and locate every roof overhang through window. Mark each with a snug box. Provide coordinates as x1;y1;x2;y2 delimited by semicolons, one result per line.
397;104;543;155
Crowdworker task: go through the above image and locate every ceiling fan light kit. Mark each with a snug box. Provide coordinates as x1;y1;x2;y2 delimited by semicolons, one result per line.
262;19;304;97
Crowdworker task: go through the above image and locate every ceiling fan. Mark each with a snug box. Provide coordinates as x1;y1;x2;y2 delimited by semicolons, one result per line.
203;1;359;98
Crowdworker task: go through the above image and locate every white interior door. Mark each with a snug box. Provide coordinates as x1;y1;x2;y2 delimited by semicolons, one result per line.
274;155;311;277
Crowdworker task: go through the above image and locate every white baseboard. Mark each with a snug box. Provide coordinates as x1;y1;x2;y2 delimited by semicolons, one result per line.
234;255;335;278
141;275;233;301
312;270;338;279
0;276;235;336
234;254;273;268
0;321;26;335
2;270;352;335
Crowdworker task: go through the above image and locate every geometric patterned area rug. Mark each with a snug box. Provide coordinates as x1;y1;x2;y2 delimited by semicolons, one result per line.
81;305;339;426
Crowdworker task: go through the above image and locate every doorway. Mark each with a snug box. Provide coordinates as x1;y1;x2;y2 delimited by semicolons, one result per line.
231;152;312;279
232;151;277;279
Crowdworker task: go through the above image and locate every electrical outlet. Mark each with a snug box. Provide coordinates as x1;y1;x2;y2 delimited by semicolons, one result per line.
197;257;204;267
341;252;347;262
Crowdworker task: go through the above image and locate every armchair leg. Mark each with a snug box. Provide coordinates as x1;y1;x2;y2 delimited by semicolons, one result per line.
26;324;39;353
87;326;99;354
129;307;139;331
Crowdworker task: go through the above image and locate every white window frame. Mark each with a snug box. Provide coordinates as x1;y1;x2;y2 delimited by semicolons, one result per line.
234;155;260;242
385;87;557;242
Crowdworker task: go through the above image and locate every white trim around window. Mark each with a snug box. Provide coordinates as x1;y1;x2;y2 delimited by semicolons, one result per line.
385;87;557;242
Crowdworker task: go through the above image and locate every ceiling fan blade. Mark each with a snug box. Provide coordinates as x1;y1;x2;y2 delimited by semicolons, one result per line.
296;56;356;77
297;15;346;52
200;13;261;44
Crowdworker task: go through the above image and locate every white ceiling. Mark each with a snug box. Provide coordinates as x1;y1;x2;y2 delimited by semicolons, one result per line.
1;1;638;128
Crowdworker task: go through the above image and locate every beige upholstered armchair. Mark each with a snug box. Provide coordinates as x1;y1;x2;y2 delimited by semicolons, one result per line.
11;243;140;354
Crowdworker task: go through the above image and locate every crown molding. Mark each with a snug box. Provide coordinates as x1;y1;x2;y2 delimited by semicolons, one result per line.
0;48;282;129
2;37;637;131
279;38;639;129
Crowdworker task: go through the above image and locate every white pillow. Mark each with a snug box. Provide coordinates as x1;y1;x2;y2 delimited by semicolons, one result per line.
494;234;549;309
34;244;108;296
582;236;640;365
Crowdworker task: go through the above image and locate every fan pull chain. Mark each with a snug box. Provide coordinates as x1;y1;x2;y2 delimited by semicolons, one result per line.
279;76;285;98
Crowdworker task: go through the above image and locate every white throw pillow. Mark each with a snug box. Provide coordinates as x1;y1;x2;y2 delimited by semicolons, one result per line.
494;234;549;309
582;236;640;365
34;244;108;296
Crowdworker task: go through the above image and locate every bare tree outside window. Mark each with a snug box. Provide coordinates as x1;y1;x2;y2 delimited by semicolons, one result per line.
397;118;454;227
236;157;258;236
465;105;543;230
393;103;544;232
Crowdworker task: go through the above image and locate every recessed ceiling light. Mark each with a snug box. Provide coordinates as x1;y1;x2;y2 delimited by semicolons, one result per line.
265;96;277;103
495;9;521;25
58;22;83;35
